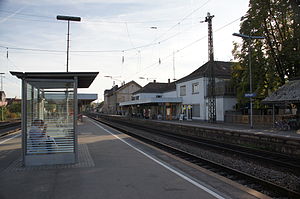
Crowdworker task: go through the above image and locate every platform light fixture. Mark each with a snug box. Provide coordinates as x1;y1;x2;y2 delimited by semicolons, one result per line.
233;32;265;129
57;15;81;72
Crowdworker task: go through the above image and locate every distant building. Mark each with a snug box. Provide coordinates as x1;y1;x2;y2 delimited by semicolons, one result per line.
120;79;182;119
176;61;236;121
0;91;7;107
78;93;98;113
120;61;236;121
103;81;142;114
5;97;21;106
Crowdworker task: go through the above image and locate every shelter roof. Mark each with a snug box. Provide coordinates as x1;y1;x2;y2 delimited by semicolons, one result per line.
10;71;99;88
262;78;300;104
176;61;234;84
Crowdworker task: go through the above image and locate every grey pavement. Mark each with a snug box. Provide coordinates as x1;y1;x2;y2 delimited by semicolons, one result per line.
0;117;248;199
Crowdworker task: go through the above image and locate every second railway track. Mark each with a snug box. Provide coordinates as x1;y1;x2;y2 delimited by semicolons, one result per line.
0;121;21;137
88;115;300;199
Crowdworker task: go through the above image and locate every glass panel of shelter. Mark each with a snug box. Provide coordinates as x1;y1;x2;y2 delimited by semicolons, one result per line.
26;80;75;155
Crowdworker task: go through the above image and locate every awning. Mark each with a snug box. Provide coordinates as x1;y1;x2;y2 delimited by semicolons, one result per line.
120;97;182;106
262;78;300;104
10;71;99;88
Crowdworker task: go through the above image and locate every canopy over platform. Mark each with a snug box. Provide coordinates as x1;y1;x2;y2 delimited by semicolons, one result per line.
120;97;182;106
262;78;300;104
10;71;98;88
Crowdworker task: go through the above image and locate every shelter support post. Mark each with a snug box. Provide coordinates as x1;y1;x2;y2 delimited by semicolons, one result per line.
272;104;275;128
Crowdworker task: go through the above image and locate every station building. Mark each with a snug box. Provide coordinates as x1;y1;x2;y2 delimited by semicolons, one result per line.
176;61;236;121
119;80;182;120
102;81;141;114
118;61;237;121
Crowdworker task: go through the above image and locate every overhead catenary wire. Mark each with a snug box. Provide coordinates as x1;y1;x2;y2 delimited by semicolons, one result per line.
0;1;212;54
0;1;211;55
1;15;241;82
151;0;212;43
123;16;242;81
0;20;200;54
0;15;240;57
0;9;201;24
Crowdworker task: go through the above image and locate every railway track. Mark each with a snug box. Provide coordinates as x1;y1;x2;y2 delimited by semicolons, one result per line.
88;115;300;199
107;118;300;173
0;121;21;137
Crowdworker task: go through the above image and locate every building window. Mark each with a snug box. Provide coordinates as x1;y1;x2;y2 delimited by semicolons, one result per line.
156;95;162;98
192;83;199;94
180;85;186;96
132;96;139;100
192;104;200;117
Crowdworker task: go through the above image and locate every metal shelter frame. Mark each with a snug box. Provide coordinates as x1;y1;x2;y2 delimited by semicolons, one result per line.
11;71;98;166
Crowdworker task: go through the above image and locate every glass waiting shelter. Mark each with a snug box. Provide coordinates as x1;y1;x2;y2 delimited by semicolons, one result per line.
11;71;98;166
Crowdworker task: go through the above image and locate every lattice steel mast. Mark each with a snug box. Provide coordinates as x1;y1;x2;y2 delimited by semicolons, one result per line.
204;12;216;122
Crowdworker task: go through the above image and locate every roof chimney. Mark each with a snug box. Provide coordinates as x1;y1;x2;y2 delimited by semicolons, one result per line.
153;80;156;83
168;78;170;83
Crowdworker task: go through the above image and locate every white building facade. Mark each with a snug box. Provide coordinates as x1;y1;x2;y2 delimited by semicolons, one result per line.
119;61;237;121
176;61;236;121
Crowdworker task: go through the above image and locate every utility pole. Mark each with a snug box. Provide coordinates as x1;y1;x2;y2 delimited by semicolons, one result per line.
0;73;4;91
0;73;4;121
173;51;176;81
204;12;216;122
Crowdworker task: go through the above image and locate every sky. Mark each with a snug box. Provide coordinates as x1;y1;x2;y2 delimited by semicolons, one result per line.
0;0;249;101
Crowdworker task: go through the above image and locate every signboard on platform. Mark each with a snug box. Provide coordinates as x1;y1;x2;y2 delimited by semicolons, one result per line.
244;93;256;98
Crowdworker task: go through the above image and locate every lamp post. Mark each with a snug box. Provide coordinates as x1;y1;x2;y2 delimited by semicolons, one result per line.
233;33;264;128
57;15;81;72
104;76;122;86
139;77;156;81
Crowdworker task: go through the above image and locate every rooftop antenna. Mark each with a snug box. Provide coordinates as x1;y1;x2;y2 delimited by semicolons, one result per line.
173;51;176;80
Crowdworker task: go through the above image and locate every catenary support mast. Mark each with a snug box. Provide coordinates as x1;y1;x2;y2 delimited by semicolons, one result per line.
204;12;216;122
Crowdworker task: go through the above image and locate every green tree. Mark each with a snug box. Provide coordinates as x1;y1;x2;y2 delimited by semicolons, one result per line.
7;102;21;114
232;0;300;107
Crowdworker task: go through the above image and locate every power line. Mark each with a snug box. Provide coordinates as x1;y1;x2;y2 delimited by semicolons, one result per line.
0;21;199;54
0;45;65;52
124;16;241;81
0;1;212;54
151;0;212;43
0;9;200;24
125;22;134;48
0;16;240;58
0;9;52;19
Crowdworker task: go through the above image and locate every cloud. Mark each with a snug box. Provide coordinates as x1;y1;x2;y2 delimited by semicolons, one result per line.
0;0;250;98
0;5;26;24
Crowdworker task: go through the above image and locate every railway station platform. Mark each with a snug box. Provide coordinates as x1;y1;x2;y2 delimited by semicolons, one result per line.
157;119;300;138
0;117;269;199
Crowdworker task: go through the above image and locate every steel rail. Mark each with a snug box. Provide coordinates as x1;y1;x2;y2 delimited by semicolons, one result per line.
96;115;300;172
0;121;21;137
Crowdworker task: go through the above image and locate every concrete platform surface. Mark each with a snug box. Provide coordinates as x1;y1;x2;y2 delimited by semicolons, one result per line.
0;117;266;199
155;119;300;138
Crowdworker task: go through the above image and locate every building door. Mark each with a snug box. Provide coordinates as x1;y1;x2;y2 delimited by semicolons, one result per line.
187;105;192;120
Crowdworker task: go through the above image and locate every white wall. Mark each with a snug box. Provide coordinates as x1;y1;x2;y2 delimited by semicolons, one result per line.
163;90;176;98
176;77;237;121
135;93;162;100
176;78;206;120
216;97;237;121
